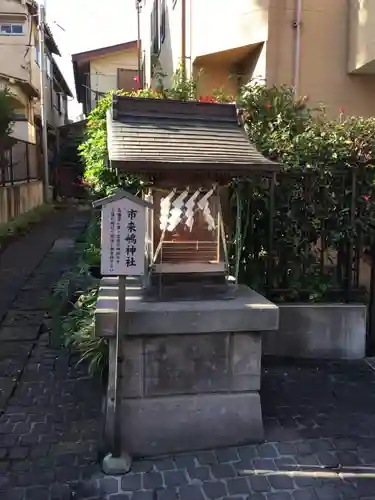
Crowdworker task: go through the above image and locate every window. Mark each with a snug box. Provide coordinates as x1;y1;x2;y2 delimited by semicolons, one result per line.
12;111;26;120
117;68;140;91
46;57;52;79
0;23;24;35
151;0;160;56
62;95;67;117
160;0;166;44
35;38;40;65
56;93;65;115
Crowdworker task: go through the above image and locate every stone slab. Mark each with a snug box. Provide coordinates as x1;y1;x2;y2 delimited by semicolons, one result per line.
96;278;279;337
262;303;367;359
121;392;263;457
2;310;45;328
0;326;40;341
50;238;76;252
121;332;261;398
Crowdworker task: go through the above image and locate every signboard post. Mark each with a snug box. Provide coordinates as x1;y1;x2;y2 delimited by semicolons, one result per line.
93;189;152;474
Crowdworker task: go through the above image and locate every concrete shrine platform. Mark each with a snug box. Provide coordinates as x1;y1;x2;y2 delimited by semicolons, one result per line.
95;277;279;457
95;276;279;336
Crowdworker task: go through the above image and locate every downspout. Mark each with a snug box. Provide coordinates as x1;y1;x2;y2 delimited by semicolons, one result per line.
293;0;302;97
181;0;187;81
189;0;192;77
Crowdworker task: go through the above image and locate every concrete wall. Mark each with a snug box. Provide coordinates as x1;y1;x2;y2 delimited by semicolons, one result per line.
262;304;367;360
0;180;43;225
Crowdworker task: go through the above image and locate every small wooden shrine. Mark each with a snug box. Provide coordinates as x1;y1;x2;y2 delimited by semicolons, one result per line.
107;95;279;297
96;95;281;463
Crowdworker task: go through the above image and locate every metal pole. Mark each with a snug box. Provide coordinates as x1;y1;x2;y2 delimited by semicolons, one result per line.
136;0;142;87
38;2;50;201
181;0;186;81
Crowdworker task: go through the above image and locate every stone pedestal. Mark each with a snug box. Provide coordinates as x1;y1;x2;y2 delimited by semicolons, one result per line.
95;278;279;458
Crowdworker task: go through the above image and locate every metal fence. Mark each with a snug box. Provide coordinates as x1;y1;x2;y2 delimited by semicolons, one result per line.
236;168;367;303
0;140;40;186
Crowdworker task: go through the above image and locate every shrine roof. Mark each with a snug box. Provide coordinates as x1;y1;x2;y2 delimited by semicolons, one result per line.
92;189;152;209
106;96;280;176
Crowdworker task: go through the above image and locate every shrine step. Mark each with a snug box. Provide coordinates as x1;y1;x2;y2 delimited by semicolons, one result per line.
149;271;227;288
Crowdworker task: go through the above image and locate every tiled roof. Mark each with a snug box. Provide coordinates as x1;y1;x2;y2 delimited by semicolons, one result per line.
107;96;280;175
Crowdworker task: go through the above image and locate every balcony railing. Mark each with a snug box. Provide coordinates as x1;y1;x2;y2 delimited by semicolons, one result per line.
0;140;40;186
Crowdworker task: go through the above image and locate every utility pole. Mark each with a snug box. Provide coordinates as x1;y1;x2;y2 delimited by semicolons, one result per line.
38;2;50;202
181;0;186;82
135;0;142;88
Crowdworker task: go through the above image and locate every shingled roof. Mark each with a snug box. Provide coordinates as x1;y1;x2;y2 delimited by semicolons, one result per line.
106;96;280;176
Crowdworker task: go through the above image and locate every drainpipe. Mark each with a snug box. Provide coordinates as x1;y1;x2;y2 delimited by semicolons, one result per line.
181;0;187;81
293;0;302;97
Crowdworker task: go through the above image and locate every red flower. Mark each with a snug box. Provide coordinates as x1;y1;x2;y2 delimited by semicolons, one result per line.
339;107;345;114
199;95;218;103
133;75;140;83
265;103;271;110
364;195;371;202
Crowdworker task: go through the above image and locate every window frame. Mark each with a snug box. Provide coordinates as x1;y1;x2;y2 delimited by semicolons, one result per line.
35;37;40;65
46;57;52;79
160;0;166;44
12;111;27;121
0;23;24;36
151;0;160;57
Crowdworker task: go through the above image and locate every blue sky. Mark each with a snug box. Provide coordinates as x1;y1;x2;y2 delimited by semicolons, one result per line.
46;0;138;118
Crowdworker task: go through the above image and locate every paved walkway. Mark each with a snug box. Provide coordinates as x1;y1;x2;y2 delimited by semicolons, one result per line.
0;206;102;500
1;208;375;499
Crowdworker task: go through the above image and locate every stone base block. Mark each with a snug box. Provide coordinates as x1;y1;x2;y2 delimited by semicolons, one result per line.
96;280;279;458
121;392;263;457
262;304;367;359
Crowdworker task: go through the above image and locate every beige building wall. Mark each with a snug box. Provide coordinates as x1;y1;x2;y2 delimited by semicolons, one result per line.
189;0;269;62
267;0;375;117
144;0;375;118
0;11;31;82
348;0;375;74
89;48;139;108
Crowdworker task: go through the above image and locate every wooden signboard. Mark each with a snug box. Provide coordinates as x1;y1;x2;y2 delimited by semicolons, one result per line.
93;189;152;462
98;193;148;277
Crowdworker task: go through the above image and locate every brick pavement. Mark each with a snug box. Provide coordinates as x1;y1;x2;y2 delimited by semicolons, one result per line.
79;359;375;500
1;208;375;499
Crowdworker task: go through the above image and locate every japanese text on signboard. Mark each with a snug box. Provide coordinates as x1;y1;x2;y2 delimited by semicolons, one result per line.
125;208;138;268
100;197;145;277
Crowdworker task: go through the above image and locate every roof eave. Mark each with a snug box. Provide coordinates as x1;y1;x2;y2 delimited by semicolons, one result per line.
109;160;280;176
72;59;90;105
71;40;138;65
53;59;73;98
45;25;61;56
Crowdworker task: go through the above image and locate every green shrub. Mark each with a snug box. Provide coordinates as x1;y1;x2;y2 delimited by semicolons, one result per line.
48;216;106;376
62;285;108;377
0;203;55;249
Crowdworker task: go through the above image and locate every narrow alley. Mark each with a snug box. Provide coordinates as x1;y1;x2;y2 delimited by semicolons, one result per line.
0;206;102;500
